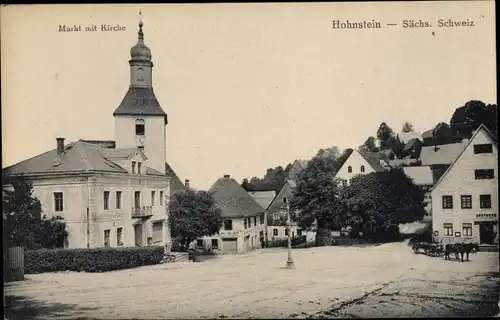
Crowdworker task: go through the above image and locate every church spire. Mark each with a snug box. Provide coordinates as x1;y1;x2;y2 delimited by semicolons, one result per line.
138;11;144;42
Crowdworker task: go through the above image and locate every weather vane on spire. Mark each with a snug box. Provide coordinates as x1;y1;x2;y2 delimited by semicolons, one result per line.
137;10;144;41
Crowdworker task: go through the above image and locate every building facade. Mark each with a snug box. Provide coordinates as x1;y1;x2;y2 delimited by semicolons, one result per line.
335;149;387;186
265;180;316;243
197;175;266;254
432;125;498;245
3;20;181;250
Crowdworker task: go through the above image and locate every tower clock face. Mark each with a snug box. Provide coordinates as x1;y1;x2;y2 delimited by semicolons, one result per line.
138;135;145;144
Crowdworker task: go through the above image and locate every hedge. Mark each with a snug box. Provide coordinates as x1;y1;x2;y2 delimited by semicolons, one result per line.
25;246;164;274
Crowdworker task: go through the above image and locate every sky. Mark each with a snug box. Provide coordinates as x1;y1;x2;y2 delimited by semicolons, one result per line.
1;2;496;190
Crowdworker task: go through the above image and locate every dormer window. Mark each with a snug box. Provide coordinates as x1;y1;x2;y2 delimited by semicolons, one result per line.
138;162;142;174
135;119;145;136
132;161;136;174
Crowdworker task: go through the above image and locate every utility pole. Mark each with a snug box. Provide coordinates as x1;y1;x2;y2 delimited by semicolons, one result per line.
284;198;295;269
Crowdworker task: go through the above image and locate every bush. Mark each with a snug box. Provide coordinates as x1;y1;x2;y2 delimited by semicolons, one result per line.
25;246;164;274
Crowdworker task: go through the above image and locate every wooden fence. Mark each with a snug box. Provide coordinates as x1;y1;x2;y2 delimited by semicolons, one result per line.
3;246;24;282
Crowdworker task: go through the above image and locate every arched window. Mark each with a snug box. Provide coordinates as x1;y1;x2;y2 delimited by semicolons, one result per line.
348;166;352;173
135;118;145;135
360;165;365;173
137;67;145;82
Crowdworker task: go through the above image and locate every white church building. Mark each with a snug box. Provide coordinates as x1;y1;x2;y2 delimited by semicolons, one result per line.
3;20;184;250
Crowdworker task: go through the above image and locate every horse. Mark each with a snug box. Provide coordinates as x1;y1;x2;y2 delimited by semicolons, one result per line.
444;242;479;262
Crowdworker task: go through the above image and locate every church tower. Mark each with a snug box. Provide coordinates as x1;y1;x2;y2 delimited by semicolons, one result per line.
113;16;168;175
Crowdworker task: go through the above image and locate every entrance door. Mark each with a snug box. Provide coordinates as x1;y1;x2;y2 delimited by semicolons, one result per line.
245;235;250;251
152;222;163;244
134;224;143;247
479;222;495;245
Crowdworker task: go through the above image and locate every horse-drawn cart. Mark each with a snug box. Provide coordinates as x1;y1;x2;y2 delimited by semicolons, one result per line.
412;241;445;257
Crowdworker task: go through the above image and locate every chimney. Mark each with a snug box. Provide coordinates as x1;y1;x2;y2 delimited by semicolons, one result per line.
223;174;230;178
56;137;65;155
185;179;190;188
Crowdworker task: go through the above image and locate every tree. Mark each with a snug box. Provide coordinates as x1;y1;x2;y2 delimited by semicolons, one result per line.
431;122;454;145
386;135;406;158
450;100;497;138
376;122;395;150
402;122;415;133
169;188;223;250
341;168;426;242
289;156;343;235
241;178;255;192
317;146;340;160
36;215;68;249
3;175;43;249
359;136;379;153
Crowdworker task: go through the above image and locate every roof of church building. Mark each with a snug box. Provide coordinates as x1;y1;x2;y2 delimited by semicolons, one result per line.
2;140;164;177
113;87;168;124
130;20;152;61
209;175;265;218
248;190;277;210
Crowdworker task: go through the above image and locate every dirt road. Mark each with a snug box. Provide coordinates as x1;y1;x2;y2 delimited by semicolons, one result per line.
5;242;499;319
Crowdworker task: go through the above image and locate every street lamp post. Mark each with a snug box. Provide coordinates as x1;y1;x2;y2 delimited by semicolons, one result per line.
284;198;295;269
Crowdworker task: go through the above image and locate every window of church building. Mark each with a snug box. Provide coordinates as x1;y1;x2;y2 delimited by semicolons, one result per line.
135;119;145;136
137;67;145;82
348;166;352;173
138;162;142;174
54;192;64;212
160;191;164;206
360;165;365;172
151;190;156;206
132;161;136;173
